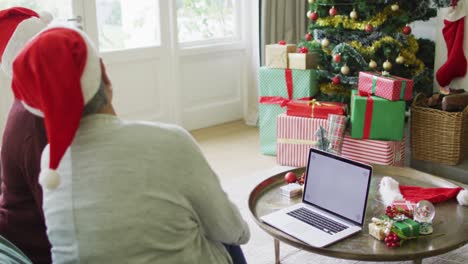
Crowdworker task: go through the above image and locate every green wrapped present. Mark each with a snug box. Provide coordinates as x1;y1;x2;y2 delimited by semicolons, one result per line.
259;67;318;155
394;218;420;238
350;90;405;141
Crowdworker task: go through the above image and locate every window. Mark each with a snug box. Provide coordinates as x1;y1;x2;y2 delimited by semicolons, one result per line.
96;0;160;52
177;0;237;43
0;0;72;20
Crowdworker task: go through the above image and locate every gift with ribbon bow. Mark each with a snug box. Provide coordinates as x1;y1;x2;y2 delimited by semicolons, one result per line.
350;90;406;140
358;71;414;101
276;113;328;167
341;133;406;166
286;99;346;119
265;42;297;69
288;49;319;70
259;67;319;155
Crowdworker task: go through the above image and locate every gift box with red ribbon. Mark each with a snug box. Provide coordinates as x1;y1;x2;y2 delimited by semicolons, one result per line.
276;114;328;167
259;67;319;155
265;42;297;69
350;90;406;141
288;47;319;70
358;71;414;101
286;99;347;119
341;134;406;166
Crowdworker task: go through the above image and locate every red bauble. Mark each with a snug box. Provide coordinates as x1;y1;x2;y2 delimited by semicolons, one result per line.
333;53;342;63
299;47;309;53
365;24;373;33
329;6;337;16
332;75;341;85
402;25;412;35
305;33;312;41
278;40;286;45
309;11;319;21
284;172;297;183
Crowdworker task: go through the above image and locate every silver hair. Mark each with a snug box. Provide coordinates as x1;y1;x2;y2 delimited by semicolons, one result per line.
82;79;108;116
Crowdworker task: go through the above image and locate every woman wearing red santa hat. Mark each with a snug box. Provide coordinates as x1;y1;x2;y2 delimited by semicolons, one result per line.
0;7;53;264
12;26;249;263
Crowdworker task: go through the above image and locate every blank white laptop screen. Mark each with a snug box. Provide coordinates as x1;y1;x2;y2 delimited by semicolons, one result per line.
304;151;371;225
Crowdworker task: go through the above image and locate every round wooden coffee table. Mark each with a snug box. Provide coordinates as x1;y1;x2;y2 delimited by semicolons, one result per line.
249;165;468;264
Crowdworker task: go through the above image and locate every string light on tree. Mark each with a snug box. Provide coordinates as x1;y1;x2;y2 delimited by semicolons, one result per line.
341;64;350;75
396;55;405;64
321;38;330;48
391;3;400;11
383;59;393;71
369;60;378;69
350;9;358;20
402;25;412;35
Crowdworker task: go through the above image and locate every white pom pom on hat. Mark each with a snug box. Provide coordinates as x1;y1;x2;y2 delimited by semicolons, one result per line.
39;169;61;190
457;189;468;206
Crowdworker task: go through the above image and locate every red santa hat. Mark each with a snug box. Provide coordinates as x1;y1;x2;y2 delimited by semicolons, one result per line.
379;177;468;207
0;7;53;79
12;27;102;190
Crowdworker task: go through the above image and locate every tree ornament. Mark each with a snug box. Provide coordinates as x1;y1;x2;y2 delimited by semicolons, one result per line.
309;11;319;21
329;6;337;17
402;25;412;35
305;33;312;41
396;55;405;64
332;75;341;85
321;38;330;48
391;4;400;11
333;53;342;63
308;0;315;3
365;24;374;33
307;10;311;19
341;64;350;75
350;9;358;20
383;60;393;71
369;60;377;69
284;172;297;184
299;47;309;53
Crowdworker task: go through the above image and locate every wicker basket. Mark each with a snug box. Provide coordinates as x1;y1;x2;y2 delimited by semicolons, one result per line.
410;93;468;165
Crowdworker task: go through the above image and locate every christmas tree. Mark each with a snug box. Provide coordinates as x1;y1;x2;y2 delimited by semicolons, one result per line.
299;0;447;102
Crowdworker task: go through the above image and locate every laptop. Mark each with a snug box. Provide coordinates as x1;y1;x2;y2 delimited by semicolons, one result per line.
261;148;372;247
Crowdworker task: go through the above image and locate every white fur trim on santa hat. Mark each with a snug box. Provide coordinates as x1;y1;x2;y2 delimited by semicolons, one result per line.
457;189;468;206
379;176;403;206
38;11;53;24
39;168;61;190
445;0;465;22
1;16;49;78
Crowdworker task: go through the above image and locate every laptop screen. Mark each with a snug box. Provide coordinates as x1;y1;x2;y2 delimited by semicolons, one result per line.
303;148;372;226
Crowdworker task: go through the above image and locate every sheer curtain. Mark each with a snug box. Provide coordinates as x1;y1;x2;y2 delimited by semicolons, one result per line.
245;0;307;125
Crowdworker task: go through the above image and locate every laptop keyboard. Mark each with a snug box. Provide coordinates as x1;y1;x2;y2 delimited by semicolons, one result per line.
287;207;349;235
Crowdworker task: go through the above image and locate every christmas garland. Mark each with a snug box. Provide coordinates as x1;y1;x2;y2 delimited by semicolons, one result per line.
319;83;351;96
316;6;398;30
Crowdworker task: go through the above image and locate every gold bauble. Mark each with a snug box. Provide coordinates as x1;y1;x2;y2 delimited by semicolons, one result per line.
306;10;312;19
391;4;399;11
321;38;330;48
341;65;350;75
396;55;405;64
308;0;316;3
369;60;377;69
383;60;393;70
350;9;358;20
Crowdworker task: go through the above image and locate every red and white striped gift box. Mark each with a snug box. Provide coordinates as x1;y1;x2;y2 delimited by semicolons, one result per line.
277;114;328;167
341;135;406;166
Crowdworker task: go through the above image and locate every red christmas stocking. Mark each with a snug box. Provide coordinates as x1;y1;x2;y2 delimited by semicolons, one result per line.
436;2;467;87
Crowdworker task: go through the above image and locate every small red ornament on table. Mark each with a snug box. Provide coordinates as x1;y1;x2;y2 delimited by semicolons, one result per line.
284;172;297;183
384;232;401;248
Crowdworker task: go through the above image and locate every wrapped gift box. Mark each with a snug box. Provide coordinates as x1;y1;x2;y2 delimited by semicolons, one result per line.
394;218;420;238
259;67;318;155
392;200;416;212
350;90;406;141
368;222;386;241
276;114;328;166
286;100;346;119
358;71;414;101
265;43;297;68
288;52;319;70
341;134;406;166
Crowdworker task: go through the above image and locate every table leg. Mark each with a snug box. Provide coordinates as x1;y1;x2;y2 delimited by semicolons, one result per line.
274;239;280;264
413;259;422;264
